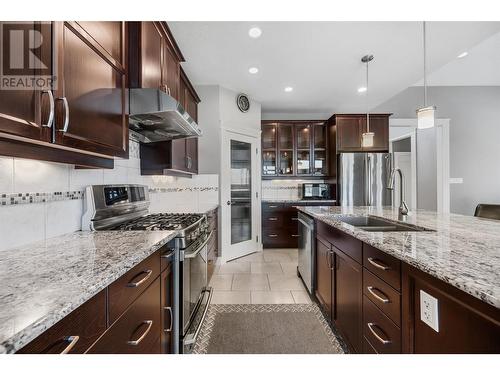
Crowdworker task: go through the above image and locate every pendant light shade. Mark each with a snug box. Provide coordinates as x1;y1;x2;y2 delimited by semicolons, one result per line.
417;21;436;129
417;105;436;129
361;54;374;147
361;131;374;147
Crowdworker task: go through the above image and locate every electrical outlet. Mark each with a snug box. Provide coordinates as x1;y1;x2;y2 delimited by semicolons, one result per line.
420;290;439;332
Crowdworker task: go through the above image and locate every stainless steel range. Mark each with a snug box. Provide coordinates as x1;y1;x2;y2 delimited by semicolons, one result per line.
82;184;213;354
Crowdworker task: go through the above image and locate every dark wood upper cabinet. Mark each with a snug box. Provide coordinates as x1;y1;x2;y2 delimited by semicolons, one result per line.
332;114;390;153
336;115;364;152
262;120;328;178
53;22;128;158
180;68;200;174
0;22;53;143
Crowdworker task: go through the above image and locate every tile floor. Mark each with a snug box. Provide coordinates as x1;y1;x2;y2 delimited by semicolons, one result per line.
209;249;312;304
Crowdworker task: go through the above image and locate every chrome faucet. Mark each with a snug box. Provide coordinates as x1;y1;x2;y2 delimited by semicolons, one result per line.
387;168;409;220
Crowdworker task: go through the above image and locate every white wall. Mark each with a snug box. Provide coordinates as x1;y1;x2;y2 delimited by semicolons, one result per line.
377;86;500;215
196;85;221;175
0;141;219;251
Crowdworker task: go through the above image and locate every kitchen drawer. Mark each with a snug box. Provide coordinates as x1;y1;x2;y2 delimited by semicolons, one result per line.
17;290;106;354
262;202;283;211
262;229;299;248
87;277;162;354
160;247;175;272
108;251;161;324
262;212;285;227
363;244;401;291
363;295;401;354
316;220;362;263
363;269;401;327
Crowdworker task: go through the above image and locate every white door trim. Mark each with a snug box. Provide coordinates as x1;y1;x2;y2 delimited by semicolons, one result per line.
220;128;262;263
389;118;450;213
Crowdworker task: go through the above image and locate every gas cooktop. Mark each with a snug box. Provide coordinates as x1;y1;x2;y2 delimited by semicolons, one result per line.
112;213;204;231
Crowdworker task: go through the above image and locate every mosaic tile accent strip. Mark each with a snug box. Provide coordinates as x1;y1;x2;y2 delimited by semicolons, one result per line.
0;191;83;206
262;185;300;190
0;187;217;207
192;303;347;354
149;187;218;193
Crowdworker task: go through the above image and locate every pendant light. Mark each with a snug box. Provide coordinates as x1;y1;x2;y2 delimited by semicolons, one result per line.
361;54;374;148
416;21;436;129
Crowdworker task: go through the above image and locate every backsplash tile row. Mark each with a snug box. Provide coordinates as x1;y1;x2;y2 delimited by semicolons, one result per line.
0;140;219;251
261;179;324;201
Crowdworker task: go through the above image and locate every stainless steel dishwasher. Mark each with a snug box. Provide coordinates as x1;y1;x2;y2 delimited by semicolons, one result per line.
297;212;315;294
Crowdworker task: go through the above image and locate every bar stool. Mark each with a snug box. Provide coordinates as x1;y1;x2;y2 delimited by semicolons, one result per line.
474;204;500;220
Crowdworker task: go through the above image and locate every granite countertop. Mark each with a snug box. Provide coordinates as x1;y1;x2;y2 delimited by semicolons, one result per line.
297;206;500;309
0;230;178;354
262;199;337;204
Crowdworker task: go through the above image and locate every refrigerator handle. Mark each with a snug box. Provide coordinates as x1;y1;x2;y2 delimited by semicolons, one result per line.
365;155;372;206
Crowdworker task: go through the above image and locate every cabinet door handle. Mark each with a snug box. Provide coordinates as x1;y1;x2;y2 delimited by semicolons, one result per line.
367;286;390;303
163;306;173;332
291;217;298;221
59;335;79;354
268;205;278;208
291;234;299;237
57;97;70;133
127;320;153;346
268;234;278;238
367;323;391;345
326;250;334;270
367;257;390;271
126;269;153;288
42;90;54;128
268;217;278;221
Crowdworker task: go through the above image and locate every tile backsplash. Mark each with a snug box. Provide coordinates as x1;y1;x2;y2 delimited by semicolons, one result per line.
261;179;325;201
0;140;219;251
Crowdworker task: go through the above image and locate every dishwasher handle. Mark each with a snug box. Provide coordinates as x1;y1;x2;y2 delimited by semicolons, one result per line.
297;217;314;231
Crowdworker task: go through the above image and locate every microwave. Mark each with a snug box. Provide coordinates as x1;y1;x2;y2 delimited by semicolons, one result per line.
300;183;334;200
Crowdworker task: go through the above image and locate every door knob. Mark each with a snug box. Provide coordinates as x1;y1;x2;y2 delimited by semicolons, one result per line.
227;201;231;205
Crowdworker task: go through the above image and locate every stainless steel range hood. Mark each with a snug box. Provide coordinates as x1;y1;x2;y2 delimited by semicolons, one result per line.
129;88;202;143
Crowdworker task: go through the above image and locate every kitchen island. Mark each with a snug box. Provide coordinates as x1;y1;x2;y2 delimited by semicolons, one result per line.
0;230;177;354
297;205;500;353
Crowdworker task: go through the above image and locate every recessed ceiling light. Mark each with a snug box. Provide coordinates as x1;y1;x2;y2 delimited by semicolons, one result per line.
248;27;262;38
284;86;293;92
457;51;468;59
248;67;259;74
358;86;367;93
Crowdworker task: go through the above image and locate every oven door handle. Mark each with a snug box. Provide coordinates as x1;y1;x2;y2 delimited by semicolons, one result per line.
183;287;213;346
184;231;213;259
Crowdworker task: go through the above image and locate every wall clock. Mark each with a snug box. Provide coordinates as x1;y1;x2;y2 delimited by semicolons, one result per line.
236;93;250;113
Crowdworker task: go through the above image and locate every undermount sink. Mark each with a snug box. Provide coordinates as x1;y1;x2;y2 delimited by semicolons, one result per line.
336;215;434;232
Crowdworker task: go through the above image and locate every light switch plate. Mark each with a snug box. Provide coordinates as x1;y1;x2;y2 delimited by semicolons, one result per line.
420;290;439;332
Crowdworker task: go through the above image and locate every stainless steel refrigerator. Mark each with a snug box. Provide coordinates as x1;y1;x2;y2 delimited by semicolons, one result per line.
338;153;392;207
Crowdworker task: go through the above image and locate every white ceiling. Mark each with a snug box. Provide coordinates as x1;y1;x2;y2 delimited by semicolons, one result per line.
169;21;500;114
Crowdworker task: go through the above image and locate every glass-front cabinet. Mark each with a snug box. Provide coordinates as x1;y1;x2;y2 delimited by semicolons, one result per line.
261;121;328;178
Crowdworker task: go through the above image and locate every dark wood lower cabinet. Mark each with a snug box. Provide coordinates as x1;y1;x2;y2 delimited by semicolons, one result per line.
87;277;162;354
18;290;107;354
402;264;500;354
314;219;500;354
161;263;174;354
333;247;363;353
315;236;333;321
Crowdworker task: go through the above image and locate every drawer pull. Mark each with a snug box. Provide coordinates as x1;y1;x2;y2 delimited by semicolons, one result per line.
291;217;298;221
127;320;153;346
367;257;390;271
268;205;278;208
367;286;390;303
291;234;299;237
268;217;278;221
59;336;79;354
127;269;153;288
268;234;278;237
163;306;173;332
367;323;391;345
